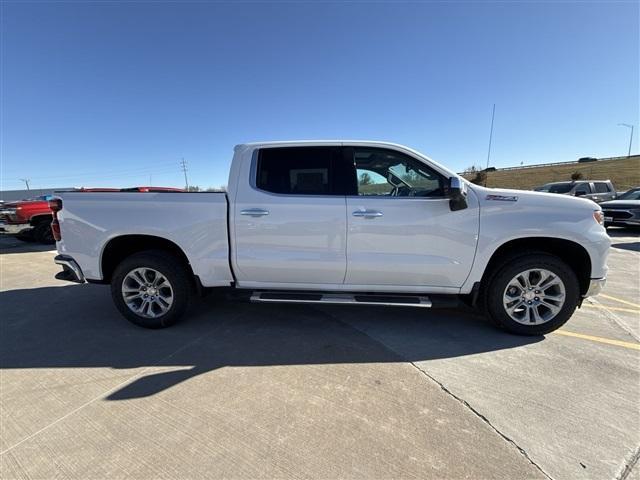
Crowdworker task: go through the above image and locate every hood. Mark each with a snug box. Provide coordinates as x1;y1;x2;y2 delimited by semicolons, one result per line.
600;199;640;209
1;200;50;212
4;199;48;207
468;184;599;211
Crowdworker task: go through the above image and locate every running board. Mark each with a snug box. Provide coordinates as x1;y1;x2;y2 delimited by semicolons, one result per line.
250;292;432;308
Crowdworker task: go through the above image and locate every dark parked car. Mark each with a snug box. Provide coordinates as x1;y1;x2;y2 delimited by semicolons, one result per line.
600;187;640;229
534;180;617;203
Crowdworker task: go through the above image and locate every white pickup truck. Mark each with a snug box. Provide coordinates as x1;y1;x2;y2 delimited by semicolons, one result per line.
51;141;610;335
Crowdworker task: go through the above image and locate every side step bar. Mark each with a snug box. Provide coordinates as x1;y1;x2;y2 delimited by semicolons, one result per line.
250;292;432;308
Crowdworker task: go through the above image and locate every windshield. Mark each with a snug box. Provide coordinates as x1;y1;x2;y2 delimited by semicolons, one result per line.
545;184;574;194
617;188;640;200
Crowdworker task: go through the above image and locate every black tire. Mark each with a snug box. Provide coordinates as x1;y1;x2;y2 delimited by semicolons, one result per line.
15;230;36;242
34;221;55;244
484;253;580;335
110;250;191;328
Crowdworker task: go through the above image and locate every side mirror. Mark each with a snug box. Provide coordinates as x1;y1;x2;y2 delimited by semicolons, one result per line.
448;176;468;211
574;190;586;197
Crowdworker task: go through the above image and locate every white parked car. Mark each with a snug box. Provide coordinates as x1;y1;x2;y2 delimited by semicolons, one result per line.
51;141;610;335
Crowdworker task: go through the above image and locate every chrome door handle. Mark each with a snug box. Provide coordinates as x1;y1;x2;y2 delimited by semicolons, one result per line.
352;210;383;218
240;208;270;217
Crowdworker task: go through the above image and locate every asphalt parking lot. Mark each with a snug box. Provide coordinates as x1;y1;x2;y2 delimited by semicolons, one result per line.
1;231;638;480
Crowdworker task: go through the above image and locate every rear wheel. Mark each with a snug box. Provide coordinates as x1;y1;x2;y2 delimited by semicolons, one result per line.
485;253;580;335
110;251;191;328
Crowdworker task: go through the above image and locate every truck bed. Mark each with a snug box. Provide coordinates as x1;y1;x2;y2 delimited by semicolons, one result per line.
56;192;234;286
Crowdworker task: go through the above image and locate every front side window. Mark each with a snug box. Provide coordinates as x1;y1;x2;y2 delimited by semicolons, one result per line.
548;184;573;193
351;147;445;197
256;147;346;195
594;182;610;193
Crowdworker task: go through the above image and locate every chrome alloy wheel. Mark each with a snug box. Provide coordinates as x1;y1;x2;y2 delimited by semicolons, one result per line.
503;268;566;325
121;267;174;318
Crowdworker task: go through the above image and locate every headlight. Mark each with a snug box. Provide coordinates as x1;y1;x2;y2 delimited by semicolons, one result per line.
593;210;605;226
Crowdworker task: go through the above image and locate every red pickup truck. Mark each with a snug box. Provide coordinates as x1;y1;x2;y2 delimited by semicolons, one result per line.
0;195;56;243
1;187;184;244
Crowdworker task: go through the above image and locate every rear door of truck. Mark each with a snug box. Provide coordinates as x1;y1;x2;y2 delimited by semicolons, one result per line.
231;146;351;286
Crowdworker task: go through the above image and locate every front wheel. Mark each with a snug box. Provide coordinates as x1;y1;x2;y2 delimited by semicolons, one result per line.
34;221;55;244
110;251;191;328
485;253;580;335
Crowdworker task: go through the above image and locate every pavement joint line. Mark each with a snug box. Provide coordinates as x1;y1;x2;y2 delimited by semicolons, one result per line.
405;360;554;480
331;311;554;480
616;444;640;480
0;317;239;457
599;294;640;310
553;330;640;350
585;297;640;343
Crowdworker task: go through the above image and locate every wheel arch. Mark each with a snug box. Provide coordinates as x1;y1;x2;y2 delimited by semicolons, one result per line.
100;234;195;285
29;213;53;226
480;237;592;296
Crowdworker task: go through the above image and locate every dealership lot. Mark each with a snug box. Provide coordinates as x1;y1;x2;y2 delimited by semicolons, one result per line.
1;232;638;479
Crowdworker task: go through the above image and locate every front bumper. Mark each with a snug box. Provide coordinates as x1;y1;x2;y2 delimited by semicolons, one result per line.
0;221;32;235
584;278;606;298
54;255;85;283
603;209;640;227
606;219;640;227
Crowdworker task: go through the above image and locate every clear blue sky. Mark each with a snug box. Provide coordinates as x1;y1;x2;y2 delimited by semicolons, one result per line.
1;1;638;190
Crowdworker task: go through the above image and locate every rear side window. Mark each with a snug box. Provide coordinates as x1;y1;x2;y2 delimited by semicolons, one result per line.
594;182;610;193
256;147;350;195
574;183;591;195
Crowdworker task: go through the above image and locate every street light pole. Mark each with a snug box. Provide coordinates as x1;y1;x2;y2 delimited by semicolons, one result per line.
618;123;634;157
484;104;496;187
486;104;496;170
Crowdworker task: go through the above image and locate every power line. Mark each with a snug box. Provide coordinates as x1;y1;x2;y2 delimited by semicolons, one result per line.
16;168;177;183
180;158;189;190
5;162;179;181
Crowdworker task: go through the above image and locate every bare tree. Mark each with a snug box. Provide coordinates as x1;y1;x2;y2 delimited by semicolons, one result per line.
359;172;373;185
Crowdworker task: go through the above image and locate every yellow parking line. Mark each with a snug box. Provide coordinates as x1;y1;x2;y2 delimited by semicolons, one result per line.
582;304;640;314
554;330;640;350
599;294;640;309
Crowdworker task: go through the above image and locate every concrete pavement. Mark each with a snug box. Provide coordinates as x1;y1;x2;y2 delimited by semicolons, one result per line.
0;230;638;479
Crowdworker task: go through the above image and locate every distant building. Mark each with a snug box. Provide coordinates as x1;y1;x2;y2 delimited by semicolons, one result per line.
0;187;74;202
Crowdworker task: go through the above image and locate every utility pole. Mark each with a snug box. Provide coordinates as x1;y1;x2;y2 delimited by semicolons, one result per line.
180;158;189;190
485;104;496;186
19;178;30;190
618;123;634;157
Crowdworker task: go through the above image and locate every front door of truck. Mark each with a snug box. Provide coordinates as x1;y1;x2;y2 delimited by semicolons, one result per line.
344;146;479;289
233;146;351;286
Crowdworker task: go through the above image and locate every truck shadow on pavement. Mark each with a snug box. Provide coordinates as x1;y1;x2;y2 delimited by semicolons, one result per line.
1;283;542;401
0;240;56;254
610;241;640;252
